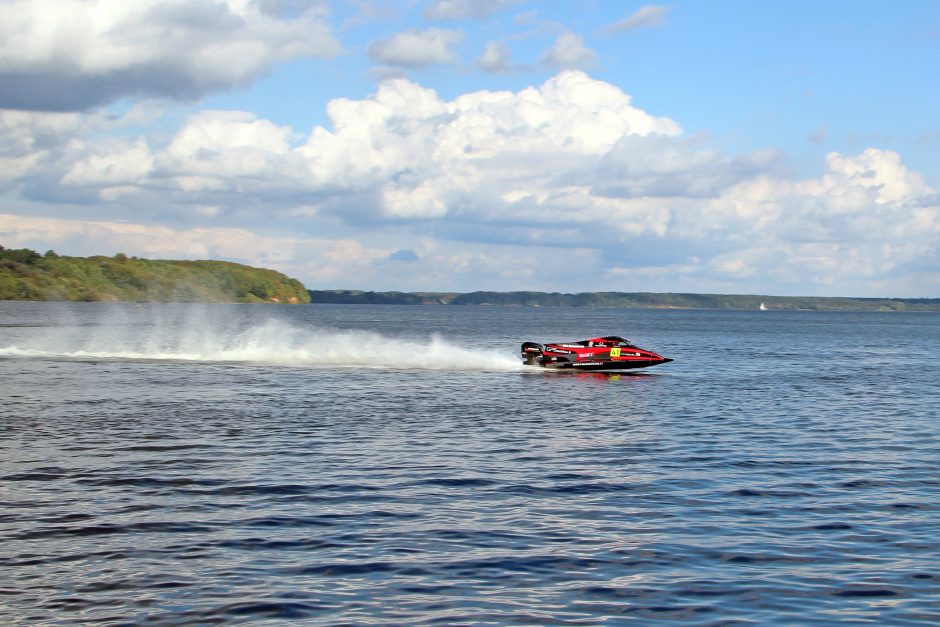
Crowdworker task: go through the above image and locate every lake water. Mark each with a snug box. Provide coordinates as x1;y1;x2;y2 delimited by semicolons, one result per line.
2;301;940;625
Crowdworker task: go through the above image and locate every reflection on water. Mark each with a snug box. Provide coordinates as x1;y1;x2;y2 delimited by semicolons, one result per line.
1;302;939;624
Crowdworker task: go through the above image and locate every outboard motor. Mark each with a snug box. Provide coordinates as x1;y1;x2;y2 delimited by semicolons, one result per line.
521;342;543;366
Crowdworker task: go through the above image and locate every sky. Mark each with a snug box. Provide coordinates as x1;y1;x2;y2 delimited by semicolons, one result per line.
1;0;939;297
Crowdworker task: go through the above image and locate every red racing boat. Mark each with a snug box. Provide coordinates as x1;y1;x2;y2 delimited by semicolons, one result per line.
521;335;672;371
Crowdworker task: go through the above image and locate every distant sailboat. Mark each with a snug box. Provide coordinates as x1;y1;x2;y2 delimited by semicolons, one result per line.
759;302;768;311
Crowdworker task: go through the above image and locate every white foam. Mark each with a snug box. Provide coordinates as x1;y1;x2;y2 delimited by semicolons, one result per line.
0;314;523;372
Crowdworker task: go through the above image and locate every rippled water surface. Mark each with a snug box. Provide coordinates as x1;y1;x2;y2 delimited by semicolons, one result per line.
2;301;940;625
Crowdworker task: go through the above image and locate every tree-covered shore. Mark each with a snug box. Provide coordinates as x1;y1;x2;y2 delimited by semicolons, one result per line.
308;289;940;312
7;241;931;311
0;246;310;304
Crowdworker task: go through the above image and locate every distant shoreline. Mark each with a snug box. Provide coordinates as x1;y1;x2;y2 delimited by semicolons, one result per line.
1;246;310;304
307;290;940;312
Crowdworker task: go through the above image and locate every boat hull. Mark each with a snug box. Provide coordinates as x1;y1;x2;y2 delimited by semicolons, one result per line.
521;336;672;371
531;357;673;371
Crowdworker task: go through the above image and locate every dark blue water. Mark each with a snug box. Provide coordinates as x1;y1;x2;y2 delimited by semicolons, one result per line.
2;302;940;624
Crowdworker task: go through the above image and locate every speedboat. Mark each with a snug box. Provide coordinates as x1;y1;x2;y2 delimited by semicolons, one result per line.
521;335;672;371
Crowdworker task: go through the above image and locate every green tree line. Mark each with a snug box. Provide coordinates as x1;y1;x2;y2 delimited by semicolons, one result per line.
0;246;310;304
308;289;940;311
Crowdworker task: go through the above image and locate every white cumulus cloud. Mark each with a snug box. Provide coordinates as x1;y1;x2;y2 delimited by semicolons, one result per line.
540;32;597;69
368;28;463;68
3;71;938;295
423;0;521;20
476;41;519;74
0;0;342;111
603;5;672;33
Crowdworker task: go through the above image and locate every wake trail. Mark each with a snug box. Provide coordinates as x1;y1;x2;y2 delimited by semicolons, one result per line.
0;318;523;372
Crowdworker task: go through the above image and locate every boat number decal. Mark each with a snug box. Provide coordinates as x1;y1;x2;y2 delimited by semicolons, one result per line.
610;347;621;359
